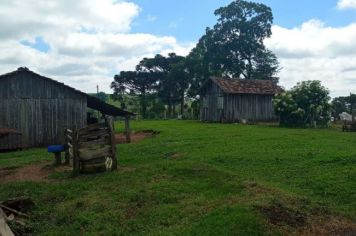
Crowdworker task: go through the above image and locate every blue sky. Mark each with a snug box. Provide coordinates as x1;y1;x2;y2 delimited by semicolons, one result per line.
1;0;356;96
19;0;356;53
130;0;356;42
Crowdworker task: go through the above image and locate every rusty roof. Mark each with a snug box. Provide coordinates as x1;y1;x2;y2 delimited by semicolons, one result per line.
210;77;283;95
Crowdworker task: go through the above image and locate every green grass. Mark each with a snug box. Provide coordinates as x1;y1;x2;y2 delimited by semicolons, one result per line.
0;120;355;235
0;148;52;168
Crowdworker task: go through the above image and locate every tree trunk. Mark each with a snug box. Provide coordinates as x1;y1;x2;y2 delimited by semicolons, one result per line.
141;93;147;119
247;56;252;80
168;100;172;119
180;91;185;117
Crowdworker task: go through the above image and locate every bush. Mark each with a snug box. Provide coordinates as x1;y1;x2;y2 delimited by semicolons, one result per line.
273;81;331;127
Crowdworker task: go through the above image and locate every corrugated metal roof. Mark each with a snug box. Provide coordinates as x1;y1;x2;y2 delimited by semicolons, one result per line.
0;67;134;117
211;77;283;95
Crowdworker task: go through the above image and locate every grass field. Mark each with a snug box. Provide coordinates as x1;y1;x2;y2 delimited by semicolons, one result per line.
0;120;355;235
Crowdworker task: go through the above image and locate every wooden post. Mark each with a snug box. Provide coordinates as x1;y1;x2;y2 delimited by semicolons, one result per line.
72;130;80;176
106;117;117;170
54;152;61;166
64;129;70;165
0;208;15;236
124;116;131;143
351;93;355;122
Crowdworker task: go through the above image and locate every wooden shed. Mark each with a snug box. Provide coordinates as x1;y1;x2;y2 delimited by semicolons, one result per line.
0;67;133;150
200;77;283;123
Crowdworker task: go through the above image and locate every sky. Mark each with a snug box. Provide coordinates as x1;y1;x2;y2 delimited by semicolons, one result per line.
1;0;356;97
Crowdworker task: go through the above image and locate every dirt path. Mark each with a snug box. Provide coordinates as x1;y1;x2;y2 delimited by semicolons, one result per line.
115;130;158;144
0;131;156;183
0;162;71;184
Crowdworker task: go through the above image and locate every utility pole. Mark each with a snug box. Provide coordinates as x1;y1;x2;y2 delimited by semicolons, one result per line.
351;93;355;121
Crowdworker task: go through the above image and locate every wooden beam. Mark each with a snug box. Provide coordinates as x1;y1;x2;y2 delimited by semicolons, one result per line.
0;208;14;236
124;116;131;143
54;152;61;166
106;116;117;170
72;130;80;176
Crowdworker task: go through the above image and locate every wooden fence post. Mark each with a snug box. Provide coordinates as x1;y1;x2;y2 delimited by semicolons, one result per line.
72;130;80;176
106;116;118;170
125;116;131;143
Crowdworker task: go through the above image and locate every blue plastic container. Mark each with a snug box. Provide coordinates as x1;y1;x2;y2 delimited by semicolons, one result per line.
47;145;65;153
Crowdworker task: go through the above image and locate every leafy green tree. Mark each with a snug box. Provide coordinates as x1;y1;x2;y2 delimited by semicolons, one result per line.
186;0;280;96
167;59;190;116
331;94;356;119
111;63;159;118
111;53;187;119
273;81;331;127
331;96;348;119
146;53;186;117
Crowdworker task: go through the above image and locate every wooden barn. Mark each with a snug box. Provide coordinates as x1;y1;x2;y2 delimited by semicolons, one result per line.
200;77;283;123
0;67;133;150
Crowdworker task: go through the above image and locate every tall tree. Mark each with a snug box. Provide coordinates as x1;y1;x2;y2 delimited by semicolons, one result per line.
111;53;186;119
186;0;279;96
111;60;159;118
147;53;185;117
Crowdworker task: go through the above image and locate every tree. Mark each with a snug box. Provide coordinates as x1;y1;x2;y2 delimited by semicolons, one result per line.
111;62;159;118
331;96;348;119
111;53;187;119
95;92;108;102
273;81;331;127
145;53;186;117
166;59;190;116
186;0;280;96
331;94;356;119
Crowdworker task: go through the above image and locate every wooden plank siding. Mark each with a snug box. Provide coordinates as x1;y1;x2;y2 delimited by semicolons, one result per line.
0;71;87;149
200;79;277;123
200;81;224;122
223;94;276;122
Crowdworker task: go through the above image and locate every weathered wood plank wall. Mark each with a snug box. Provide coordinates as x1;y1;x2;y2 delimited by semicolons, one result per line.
200;81;224;122
200;80;277;122
0;71;87;148
224;94;276;122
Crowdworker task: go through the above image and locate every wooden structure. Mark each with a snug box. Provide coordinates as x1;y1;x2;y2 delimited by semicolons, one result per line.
65;117;117;175
199;77;283;123
0;67;133;150
342;121;356;132
0;129;22;150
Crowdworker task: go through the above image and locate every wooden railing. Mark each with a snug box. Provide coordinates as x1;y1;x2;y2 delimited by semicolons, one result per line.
65;117;117;175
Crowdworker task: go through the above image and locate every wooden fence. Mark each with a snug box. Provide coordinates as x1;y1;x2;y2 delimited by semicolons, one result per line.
65;117;117;175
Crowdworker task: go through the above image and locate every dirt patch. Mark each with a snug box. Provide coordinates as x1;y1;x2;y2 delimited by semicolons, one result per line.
258;201;307;228
303;217;356;236
115;130;159;144
257;200;356;236
245;182;356;235
0;162;71;184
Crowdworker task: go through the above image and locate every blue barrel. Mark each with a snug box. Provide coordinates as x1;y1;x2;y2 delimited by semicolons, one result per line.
48;145;66;153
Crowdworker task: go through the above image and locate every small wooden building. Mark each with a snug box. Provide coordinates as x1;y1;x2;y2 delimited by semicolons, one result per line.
200;77;283;123
0;67;133;150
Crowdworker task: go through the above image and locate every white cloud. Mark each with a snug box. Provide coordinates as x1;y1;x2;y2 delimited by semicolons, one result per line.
147;15;157;22
337;0;356;9
0;0;193;93
266;19;356;97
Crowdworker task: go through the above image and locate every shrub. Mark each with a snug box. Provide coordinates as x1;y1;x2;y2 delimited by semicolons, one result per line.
273;81;331;127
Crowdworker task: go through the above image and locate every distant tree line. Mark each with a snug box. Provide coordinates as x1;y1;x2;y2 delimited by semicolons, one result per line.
331;94;356;119
111;0;280;119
